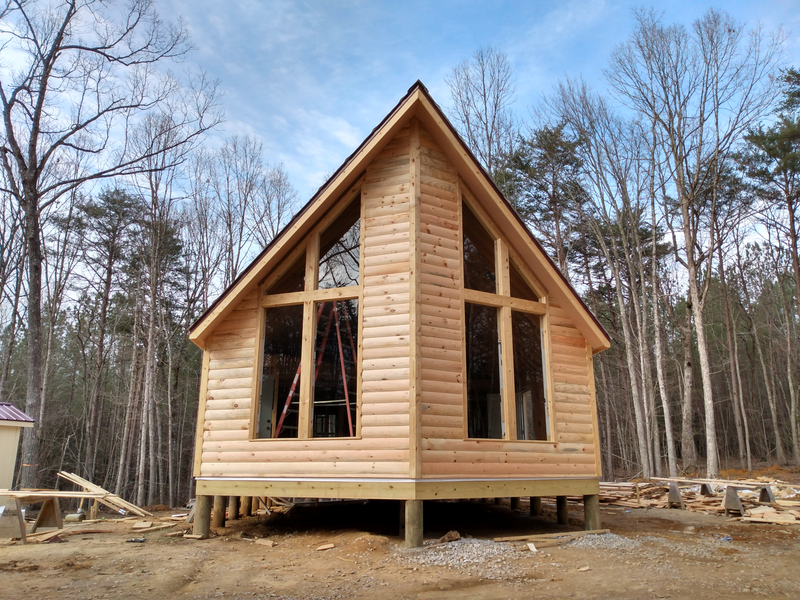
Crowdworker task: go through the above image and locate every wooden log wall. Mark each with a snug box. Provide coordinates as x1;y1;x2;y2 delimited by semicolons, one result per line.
415;125;599;479
417;127;464;442
195;120;599;482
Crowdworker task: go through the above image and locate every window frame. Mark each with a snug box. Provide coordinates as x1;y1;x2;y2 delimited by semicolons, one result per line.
250;184;364;441
460;191;555;443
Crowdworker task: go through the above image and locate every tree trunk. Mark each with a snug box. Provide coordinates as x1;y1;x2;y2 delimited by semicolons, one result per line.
20;197;43;489
717;246;746;467
652;280;678;476
680;306;697;469
84;250;115;482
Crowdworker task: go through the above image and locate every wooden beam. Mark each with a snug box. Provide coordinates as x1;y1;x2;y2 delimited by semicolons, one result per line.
463;288;546;315
195;476;599;500
193;351;211;477
261;286;360;307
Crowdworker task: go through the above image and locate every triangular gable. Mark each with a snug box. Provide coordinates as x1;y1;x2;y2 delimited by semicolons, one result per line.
190;81;610;353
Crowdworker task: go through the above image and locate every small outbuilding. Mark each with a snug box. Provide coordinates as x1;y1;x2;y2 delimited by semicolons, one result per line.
188;82;610;545
0;402;34;505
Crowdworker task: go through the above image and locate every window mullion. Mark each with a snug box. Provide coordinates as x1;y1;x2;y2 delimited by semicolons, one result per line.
298;299;315;438
499;305;516;440
495;239;516;440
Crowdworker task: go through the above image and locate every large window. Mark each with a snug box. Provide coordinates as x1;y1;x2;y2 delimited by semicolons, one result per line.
312;299;358;437
465;302;503;439
258;304;303;438
462;199;550;441
255;195;361;439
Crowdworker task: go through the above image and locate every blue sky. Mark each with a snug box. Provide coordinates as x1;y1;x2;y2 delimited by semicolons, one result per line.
159;1;800;202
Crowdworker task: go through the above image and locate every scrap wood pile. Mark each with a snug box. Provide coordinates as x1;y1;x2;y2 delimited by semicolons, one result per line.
599;477;800;525
1;471;193;544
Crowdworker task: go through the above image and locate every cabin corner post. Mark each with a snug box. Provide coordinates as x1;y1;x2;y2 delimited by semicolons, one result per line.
587;345;603;478
192;350;211;478
408;117;423;478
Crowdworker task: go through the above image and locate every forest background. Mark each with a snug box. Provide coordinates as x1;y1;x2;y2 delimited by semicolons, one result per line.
1;1;799;507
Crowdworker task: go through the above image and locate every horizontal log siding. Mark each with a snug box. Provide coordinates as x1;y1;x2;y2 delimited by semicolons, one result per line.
420;153;599;478
198;127;413;478
417;128;463;441
360;125;412;463
548;300;596;455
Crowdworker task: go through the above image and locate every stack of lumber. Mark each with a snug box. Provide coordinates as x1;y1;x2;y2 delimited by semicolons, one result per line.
599;477;800;524
57;471;151;517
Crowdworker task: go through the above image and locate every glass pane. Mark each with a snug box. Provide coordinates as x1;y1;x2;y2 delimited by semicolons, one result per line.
510;261;538;301
312;299;358;437
258;304;303;438
463;203;496;293
319;198;360;289
465;302;503;439
512;311;548;440
266;251;305;295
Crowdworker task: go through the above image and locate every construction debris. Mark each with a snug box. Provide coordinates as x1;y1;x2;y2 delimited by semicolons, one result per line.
599;476;800;524
57;471;151;517
493;529;610;544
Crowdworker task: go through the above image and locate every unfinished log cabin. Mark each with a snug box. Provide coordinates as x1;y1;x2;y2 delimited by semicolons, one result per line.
188;81;610;545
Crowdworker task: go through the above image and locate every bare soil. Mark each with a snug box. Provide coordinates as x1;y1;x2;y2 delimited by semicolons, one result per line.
2;495;800;600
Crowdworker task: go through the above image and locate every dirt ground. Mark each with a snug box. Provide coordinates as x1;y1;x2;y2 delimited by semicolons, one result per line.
2;492;800;600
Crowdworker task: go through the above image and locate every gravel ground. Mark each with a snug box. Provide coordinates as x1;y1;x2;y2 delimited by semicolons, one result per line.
398;538;525;579
567;532;641;550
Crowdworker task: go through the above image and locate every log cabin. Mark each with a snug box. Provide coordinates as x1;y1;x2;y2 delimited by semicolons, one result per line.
188;81;611;546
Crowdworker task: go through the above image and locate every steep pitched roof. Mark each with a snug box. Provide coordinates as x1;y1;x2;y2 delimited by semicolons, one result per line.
189;81;610;353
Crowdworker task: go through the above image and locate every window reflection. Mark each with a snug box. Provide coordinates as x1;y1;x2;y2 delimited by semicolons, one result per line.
465;302;503;439
312;299;359;437
319;199;360;289
463;203;496;293
512;311;548;440
258;304;304;438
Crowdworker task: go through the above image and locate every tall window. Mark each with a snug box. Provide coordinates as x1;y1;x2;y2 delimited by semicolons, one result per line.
462;200;550;441
256;195;361;439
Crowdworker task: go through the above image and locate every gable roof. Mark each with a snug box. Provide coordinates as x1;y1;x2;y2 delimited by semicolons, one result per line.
190;81;610;353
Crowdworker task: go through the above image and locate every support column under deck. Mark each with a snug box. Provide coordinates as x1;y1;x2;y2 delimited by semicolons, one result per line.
193;495;212;539
556;496;569;525
212;495;226;528
404;500;423;548
584;494;601;530
530;497;542;516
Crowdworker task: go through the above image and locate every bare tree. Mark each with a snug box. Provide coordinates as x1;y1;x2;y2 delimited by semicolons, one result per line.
248;162;298;248
0;0;221;487
606;8;783;476
446;47;517;186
